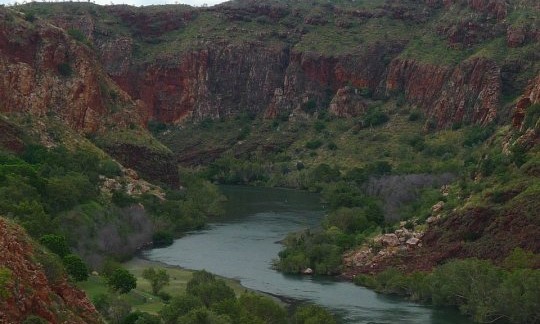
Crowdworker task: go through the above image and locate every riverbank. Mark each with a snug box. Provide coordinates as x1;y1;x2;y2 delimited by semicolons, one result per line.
78;256;286;315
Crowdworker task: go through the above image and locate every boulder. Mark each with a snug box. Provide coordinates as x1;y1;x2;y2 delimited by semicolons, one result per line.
378;234;400;247
406;237;420;247
431;201;445;214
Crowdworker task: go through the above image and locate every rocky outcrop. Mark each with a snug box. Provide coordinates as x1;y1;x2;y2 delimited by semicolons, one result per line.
0;217;101;323
343;222;424;274
386;57;501;127
0;9;141;133
329;86;368;117
513;74;540;129
102;142;179;186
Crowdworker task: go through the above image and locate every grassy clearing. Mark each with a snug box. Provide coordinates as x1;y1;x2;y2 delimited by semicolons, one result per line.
78;257;253;315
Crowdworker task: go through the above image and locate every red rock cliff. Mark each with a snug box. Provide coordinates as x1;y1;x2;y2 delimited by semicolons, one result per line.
386;57;501;127
0;8;141;133
0;217;101;323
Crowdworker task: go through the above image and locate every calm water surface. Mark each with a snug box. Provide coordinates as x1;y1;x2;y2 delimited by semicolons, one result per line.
145;186;471;324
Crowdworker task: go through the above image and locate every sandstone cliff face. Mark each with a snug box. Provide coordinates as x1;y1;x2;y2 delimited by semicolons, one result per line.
0;217;101;323
386;57;501;127
2;1;538;134
0;9;140;133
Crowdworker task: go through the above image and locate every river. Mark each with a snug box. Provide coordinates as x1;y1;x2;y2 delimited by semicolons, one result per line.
144;186;471;323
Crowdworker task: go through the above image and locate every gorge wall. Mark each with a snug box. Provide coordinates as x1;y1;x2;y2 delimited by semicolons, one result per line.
2;0;534;133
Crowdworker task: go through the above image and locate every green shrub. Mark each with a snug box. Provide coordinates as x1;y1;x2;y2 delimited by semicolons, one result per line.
160;295;203;323
239;293;288;324
22;316;48;324
39;234;71;257
363;108;389;127
57;62;73;77
463;125;495;147
0;267;11;300
302;99;317;114
99;159;122;178
152;231;174;248
305;139;323;150
67;28;86;42
63;254;89;282
327;142;338;150
523;103;540;129
24;12;36;22
314;120;326;132
408;111;422;121
186;270;235;307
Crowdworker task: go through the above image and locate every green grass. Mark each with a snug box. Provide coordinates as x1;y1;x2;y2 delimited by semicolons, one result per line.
78;257;253;314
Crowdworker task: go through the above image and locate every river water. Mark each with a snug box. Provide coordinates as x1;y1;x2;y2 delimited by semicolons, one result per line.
145;186;471;323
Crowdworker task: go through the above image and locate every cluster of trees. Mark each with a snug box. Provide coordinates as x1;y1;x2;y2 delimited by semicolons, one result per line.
159;270;336;324
354;251;540;323
93;270;336;324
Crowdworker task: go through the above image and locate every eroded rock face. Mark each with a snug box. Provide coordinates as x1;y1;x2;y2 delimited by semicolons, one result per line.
329;86;368;117
513;74;540;130
0;218;101;324
0;10;141;133
386;57;501;127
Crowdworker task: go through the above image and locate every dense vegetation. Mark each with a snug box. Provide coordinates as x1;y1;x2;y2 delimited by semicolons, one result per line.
354;250;540;323
0;118;225;278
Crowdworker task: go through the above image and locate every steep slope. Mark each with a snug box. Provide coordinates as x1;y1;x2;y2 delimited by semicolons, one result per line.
14;0;539;129
0;7;179;185
0;217;101;323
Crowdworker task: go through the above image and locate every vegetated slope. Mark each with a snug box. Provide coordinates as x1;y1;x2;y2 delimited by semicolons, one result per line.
0;217;101;323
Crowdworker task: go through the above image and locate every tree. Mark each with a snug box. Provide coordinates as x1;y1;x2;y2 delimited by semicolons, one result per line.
186;270;235;307
107;268;136;294
63;254;88;282
142;267;170;295
39;234;71;258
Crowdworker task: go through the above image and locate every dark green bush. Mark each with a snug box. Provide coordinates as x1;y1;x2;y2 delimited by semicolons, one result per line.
67;28;86;42
39;234;71;258
152;231;174;248
408;111;422;121
463;125;495;147
363;108;389;127
57;62;73;77
523;103;540;129
305;139;323;150
63;254;89;282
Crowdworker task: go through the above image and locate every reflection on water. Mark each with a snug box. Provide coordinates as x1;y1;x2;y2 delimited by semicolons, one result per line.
145;186;471;324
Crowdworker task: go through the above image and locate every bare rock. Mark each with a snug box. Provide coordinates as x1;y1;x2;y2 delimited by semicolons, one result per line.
406;237;421;247
432;201;445;214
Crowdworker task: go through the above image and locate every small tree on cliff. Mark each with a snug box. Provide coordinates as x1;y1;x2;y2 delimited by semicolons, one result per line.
142;267;170;295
